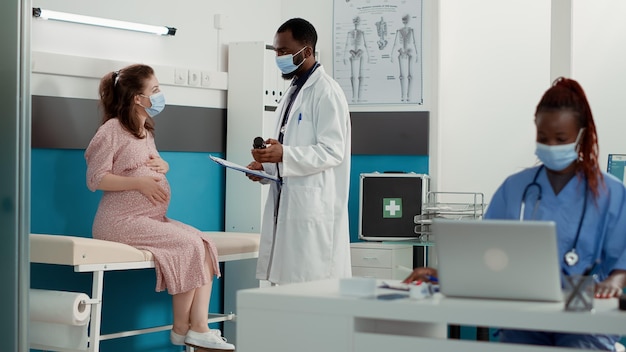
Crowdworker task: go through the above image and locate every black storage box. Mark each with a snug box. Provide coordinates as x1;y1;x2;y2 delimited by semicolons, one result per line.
358;172;430;241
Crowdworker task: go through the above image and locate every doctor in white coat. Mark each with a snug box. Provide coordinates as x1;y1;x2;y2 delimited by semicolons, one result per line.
247;18;352;285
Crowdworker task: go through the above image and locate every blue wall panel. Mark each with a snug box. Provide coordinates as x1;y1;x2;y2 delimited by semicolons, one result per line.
30;149;429;351
30;149;226;352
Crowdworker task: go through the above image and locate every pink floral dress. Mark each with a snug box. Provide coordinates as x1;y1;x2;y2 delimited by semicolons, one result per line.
85;118;220;295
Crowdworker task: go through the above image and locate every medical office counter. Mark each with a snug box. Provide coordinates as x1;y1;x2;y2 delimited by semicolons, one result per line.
236;278;626;352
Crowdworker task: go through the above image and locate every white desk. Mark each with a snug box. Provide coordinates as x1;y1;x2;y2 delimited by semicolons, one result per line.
236;278;626;352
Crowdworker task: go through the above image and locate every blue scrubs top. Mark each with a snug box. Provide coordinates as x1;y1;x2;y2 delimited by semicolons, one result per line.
486;166;626;349
485;165;626;280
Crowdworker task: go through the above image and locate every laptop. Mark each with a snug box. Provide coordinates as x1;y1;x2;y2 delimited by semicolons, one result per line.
433;219;563;302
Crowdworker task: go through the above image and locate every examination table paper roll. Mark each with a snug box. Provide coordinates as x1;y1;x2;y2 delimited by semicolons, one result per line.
30;289;91;325
29;289;91;350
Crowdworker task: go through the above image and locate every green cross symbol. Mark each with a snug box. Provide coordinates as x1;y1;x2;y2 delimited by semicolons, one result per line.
383;198;402;218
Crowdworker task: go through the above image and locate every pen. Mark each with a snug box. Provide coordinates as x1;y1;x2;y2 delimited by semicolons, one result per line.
298;113;302;124
582;258;601;276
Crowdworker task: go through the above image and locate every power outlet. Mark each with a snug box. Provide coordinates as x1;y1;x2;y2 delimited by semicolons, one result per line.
201;71;211;87
188;70;201;86
175;68;188;85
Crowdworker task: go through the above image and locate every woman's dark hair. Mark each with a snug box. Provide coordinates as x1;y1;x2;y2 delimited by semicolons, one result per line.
99;64;155;138
277;18;318;52
535;77;603;199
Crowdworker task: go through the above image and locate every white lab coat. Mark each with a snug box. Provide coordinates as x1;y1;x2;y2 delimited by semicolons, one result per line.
256;66;352;284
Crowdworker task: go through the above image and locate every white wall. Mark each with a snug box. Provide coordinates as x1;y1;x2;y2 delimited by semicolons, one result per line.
437;0;551;203
572;0;626;171
435;0;626;202
32;0;281;69
31;0;626;201
282;0;553;204
31;0;282;107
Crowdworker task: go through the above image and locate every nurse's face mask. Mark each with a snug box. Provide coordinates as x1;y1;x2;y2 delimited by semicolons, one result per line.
535;128;584;171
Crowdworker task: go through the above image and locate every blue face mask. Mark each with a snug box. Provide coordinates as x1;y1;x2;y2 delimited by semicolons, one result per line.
141;91;165;117
275;47;307;74
535;129;584;171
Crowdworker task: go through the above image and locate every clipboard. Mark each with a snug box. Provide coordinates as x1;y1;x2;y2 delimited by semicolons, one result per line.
209;155;280;183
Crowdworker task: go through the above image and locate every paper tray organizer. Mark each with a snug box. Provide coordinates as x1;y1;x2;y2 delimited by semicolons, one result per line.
414;191;486;241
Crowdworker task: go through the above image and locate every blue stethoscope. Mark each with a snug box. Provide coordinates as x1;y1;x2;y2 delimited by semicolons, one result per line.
520;165;587;267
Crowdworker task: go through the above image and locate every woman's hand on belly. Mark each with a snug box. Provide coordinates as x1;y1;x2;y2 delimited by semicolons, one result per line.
146;155;169;174
135;176;169;205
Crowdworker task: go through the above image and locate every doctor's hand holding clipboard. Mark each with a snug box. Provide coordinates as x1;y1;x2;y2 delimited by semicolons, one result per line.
209;155;279;183
247;138;283;182
245;161;265;182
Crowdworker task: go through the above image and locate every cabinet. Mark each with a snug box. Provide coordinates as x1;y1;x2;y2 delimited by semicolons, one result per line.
350;242;412;280
225;41;288;233
223;42;288;344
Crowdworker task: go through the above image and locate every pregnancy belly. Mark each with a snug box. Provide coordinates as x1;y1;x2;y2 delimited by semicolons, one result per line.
96;176;171;221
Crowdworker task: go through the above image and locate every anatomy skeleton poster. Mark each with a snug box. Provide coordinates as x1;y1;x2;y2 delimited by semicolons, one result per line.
333;0;423;105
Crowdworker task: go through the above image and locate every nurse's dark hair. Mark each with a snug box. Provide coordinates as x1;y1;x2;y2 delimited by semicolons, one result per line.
535;77;603;199
99;64;155;139
277;18;317;52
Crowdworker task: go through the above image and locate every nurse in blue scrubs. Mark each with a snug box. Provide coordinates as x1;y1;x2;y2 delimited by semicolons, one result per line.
486;77;626;350
404;77;626;350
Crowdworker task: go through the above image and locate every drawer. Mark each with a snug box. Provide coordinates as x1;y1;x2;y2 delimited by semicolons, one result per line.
351;248;393;268
352;267;392;279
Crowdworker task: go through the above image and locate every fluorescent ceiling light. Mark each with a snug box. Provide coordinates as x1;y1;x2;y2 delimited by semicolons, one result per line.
32;8;176;36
